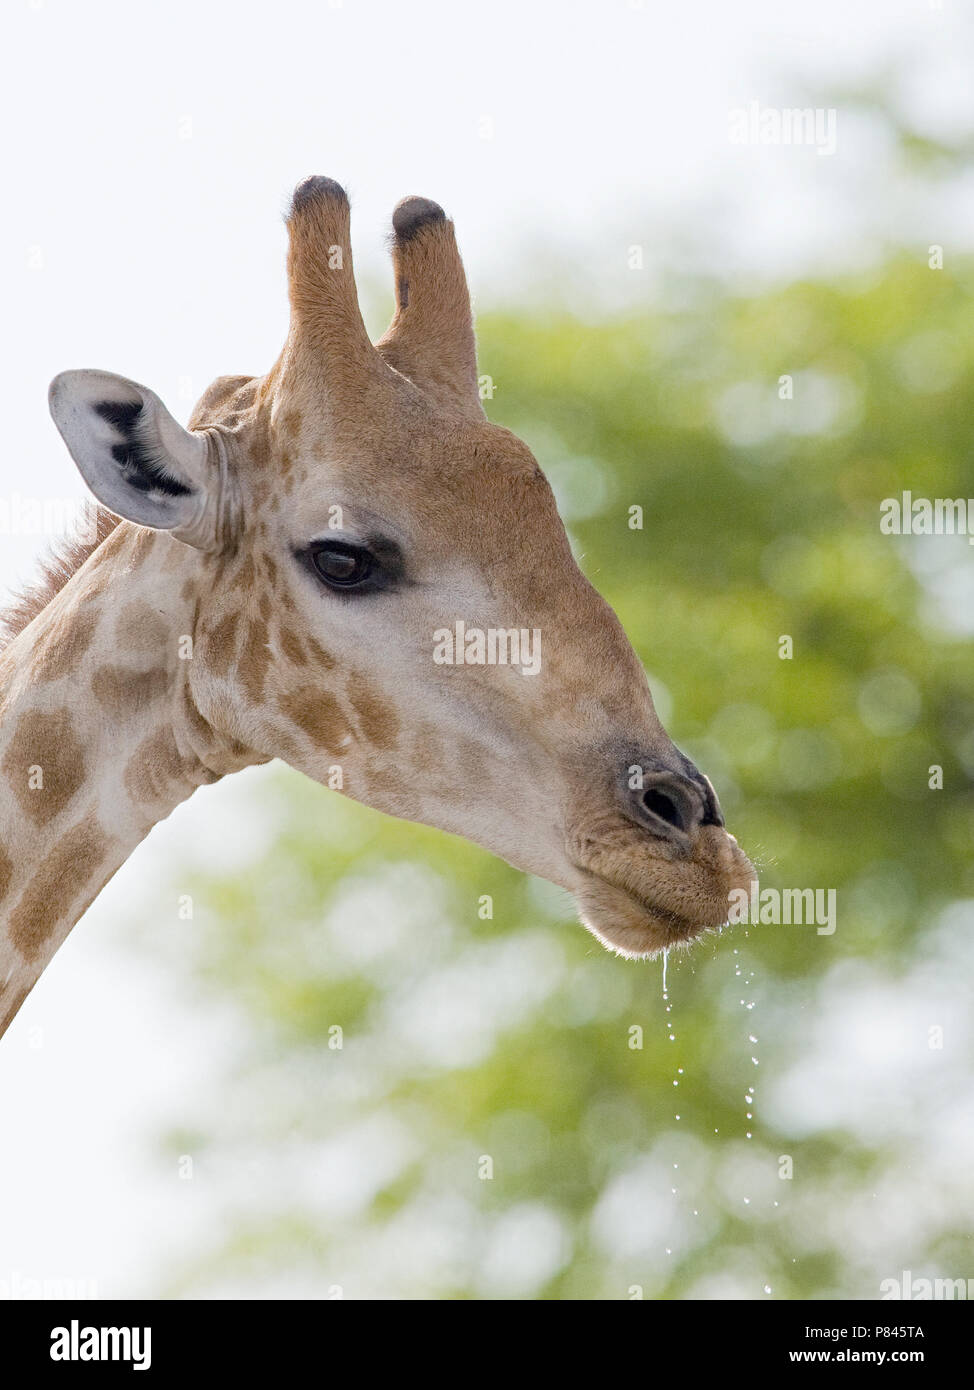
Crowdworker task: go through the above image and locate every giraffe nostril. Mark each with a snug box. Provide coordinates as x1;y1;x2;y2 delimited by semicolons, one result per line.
642;788;684;831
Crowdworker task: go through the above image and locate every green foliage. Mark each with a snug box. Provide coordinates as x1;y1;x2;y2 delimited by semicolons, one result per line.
150;257;974;1299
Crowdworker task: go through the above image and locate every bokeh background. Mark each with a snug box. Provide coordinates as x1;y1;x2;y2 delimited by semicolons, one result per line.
1;0;973;1300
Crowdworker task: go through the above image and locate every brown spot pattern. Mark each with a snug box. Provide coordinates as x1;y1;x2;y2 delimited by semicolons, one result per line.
7;816;110;963
349;678;400;749
202;611;241;677
239;618;271;702
115;601;168;654
181;688;217;751
2;708;86;826
306;637;335;670
123;727;190;808
278;626;307;667
279;687;348;751
30;607;99;681
91;664;169;717
0;842;12;902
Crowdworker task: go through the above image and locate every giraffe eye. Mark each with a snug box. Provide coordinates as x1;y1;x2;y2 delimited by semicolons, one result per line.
309;540;375;589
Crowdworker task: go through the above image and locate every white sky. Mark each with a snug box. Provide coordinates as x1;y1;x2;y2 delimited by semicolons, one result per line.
0;0;971;1297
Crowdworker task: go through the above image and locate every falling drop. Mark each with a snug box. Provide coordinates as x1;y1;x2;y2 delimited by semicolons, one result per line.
662;947;669;998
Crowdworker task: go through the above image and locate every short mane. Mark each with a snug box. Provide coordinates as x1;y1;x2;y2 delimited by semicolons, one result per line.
0;508;121;649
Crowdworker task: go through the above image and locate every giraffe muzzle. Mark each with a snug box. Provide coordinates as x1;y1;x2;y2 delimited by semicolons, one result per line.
563;745;755;958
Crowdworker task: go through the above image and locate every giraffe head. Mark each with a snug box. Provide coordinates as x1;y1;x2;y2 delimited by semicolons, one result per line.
48;177;754;959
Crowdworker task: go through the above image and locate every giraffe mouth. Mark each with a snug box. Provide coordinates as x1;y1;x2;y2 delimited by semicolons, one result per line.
571;835;756;960
575;877;724;959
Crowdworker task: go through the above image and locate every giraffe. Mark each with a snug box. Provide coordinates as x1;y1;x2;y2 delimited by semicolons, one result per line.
0;177;755;1042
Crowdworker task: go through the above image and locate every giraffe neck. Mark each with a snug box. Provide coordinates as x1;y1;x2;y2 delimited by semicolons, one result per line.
0;524;235;1038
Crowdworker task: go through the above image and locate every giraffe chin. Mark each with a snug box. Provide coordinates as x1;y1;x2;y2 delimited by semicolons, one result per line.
575;877;739;961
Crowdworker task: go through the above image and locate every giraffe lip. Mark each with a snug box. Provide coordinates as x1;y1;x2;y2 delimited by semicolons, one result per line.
573;873;722;959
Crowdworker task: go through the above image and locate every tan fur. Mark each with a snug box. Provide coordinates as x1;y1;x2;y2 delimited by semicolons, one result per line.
2;708;86;825
29;607;100;682
279;687;349;752
0;844;12;903
92;665;170;718
8;816;110;962
114;602;169;654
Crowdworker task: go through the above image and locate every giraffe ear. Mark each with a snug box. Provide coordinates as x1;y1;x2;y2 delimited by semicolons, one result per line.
49;369;222;550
